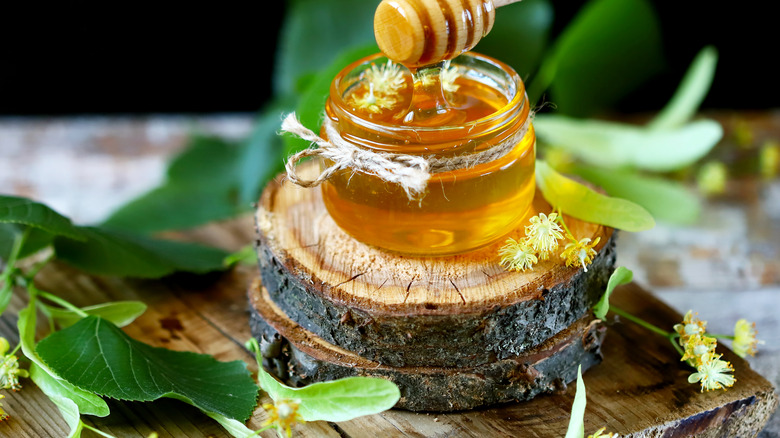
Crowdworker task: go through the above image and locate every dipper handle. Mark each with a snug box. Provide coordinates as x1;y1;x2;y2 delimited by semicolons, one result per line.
374;0;521;67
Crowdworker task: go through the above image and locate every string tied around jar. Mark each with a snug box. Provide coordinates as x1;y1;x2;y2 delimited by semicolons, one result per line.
281;111;532;201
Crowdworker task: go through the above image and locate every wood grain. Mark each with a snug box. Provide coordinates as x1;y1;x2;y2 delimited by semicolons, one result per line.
256;161;616;367
0;215;776;436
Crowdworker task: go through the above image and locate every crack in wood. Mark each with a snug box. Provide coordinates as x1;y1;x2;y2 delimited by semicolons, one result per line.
372;278;389;294
329;422;352;438
450;279;466;304
403;280;414;303
334;272;366;289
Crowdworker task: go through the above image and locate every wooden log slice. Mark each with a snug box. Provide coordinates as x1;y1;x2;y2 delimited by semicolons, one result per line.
255;161;616;367
248;278;606;412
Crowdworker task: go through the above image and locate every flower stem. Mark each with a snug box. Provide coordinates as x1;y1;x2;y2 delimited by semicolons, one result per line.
83;423;118;438
33;287;89;318
609;305;673;337
668;336;685;357
1;227;29;276
251;425;273;436
25;252;54;281
705;333;735;340
556;207;578;243
0;227;30;315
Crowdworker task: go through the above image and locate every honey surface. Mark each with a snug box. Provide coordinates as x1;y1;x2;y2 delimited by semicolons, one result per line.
324;72;535;255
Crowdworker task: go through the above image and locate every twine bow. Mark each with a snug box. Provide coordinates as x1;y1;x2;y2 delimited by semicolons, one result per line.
282;113;430;200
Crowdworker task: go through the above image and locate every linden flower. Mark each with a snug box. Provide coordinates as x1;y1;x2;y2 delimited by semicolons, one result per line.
561;237;601;272
524;213;564;260
440;64;461;93
419;64;460;94
588;427;618;438
499;238;538;272
263;399;305;437
364;60;407;95
0;337;28;391
688;352;736;392
732;319;761;358
673;310;707;344
348;83;398;114
680;333;717;366
0;394;7;422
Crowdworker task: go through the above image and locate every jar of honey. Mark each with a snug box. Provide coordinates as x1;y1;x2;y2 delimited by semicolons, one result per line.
319;52;535;256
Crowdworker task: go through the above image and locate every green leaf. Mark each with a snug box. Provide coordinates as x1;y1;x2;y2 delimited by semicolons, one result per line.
564;365;587;438
476;0;553;77
237;99;293;205
48;301;147;329
648;46;718;131
102;136;247;233
593;266;633;320
205;411;256;438
572;165;701;225
534;116;723;172
167;135;241;187
536;161;655;232
53;227;230;278
36;316;259;421
531;0;663;115
257;366;400;422
273;0;377;97
284;44;379;156
101;184;243;233
19;296;111;417
0;195;84;241
31;364;85;438
0;223;54;261
223;245;257;268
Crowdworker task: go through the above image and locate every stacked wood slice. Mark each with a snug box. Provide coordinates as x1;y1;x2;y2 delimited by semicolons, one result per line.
249;162;616;411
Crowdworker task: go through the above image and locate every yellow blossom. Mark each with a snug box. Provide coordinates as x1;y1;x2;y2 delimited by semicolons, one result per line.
587;427;618;438
524;212;564;260
697;161;727;196
263;399;305;437
733;119;754;147
687;352;736;392
0;394;7;421
440;64;460;93
364;60;407;95
680;334;717;366
499;238;538;272
348;83;398;114
561;237;600;272
0;337;28;391
760;140;779;180
673;311;707;344
419;63;460;94
732;319;761;358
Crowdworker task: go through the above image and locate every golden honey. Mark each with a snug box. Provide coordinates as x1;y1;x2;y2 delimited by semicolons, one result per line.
321;52;535;255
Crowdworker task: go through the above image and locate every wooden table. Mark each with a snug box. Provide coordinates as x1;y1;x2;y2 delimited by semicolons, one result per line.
1;113;779;437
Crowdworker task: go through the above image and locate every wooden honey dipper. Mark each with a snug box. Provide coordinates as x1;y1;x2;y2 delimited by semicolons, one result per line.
374;0;520;67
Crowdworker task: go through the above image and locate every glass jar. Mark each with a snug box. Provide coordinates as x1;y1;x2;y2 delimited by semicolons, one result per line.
321;52;535;256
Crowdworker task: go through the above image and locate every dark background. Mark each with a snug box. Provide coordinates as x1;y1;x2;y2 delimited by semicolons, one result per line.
2;1;775;116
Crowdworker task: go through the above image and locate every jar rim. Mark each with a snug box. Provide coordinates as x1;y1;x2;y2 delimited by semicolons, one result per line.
328;52;527;136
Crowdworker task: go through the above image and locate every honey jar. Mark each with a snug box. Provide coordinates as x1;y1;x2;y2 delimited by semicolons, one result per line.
310;52;535;256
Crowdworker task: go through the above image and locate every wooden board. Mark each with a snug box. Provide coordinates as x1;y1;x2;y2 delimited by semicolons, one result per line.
1;216;777;437
256;162;616;367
